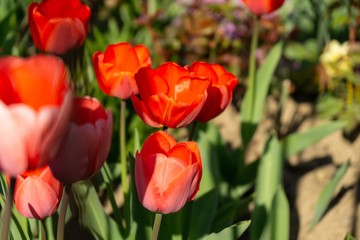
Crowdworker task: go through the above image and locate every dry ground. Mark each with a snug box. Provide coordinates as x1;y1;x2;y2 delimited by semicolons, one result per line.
213;96;360;240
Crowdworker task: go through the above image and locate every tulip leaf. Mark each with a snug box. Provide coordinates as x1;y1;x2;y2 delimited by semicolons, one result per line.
201;220;251;240
241;41;283;146
310;161;350;229
270;187;290;240
196;123;223;197
71;181;122;240
282;121;345;159
212;195;253;233
344;233;356;240
251;135;283;240
187;190;219;240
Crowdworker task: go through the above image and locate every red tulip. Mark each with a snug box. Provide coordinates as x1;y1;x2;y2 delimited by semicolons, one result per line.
28;0;91;54
243;0;285;15
92;42;151;99
131;62;210;128
189;62;238;122
0;55;72;176
50;97;112;184
135;131;202;214
13;166;63;219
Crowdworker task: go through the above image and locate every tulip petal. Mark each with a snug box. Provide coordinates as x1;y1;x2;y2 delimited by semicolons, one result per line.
174;77;209;103
189;62;218;82
50;124;89;184
167;144;193;165
135;67;169;99
0;102;27;175
41;91;72;163
109;72;138;99
104;43;140;72
92;52;111;95
28;3;48;51
141;131;176;156
134;45;151;68
94;109;113;172
131;95;162;128
156;63;190;96
8;55;69;110
156;164;200;213
150;93;206;128
42;18;86;54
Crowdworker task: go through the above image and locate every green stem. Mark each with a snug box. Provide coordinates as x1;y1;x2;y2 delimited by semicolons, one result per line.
152;213;163;240
40;220;47;240
120;101;128;194
0;177;16;240
188;121;198;141
120;100;130;233
57;185;70;240
247;14;259;121
101;165;125;234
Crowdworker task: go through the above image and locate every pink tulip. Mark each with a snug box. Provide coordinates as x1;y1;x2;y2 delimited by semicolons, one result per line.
50;97;113;184
13;166;63;219
0;55;72;176
135;131;202;214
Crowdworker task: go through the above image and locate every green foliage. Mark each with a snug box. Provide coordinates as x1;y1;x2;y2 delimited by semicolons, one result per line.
71;181;122;240
250;135;283;240
241;41;284;146
310;161;350;229
270;187;290;240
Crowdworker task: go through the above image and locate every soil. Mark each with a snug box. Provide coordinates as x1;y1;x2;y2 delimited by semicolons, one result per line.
213;96;360;240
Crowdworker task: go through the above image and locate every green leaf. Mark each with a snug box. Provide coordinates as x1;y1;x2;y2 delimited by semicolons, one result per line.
316;95;344;119
212;195;253;233
196;123;222;197
344;233;356;240
241;41;283;146
71;181;122;240
282;121;345;159
202;220;251;240
187;190;219;240
310;161;350;229
251;135;283;240
270;187;289;240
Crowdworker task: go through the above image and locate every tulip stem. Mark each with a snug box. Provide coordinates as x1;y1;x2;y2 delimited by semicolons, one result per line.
120;100;130;231
40;220;47;240
246;14;259;124
57;185;70;240
188;121;198;141
152;213;163;240
0;177;16;240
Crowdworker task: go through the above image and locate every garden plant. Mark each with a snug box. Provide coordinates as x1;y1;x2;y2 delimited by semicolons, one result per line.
0;0;359;239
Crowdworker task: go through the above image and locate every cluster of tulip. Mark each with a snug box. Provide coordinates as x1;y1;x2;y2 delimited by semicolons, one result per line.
0;0;285;236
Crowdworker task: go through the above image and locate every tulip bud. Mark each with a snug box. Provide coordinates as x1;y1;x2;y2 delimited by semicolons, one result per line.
50;97;113;184
135;131;202;214
13;166;63;220
28;0;91;54
243;0;285;15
